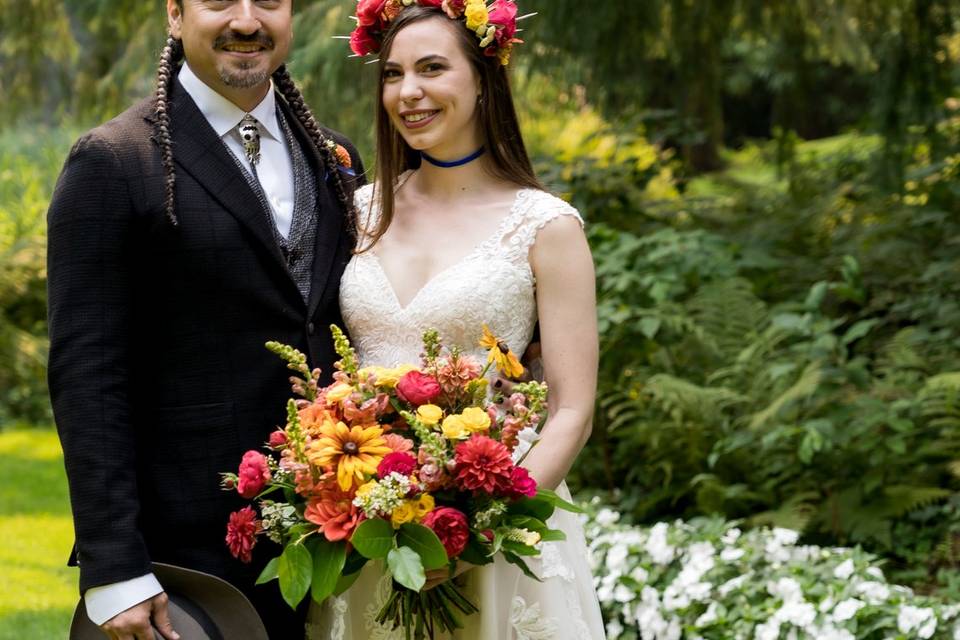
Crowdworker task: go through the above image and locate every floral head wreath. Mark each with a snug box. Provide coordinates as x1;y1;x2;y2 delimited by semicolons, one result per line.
348;0;530;66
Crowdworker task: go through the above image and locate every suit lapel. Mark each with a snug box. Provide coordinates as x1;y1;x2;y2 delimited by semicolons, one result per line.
162;78;295;287
277;99;346;320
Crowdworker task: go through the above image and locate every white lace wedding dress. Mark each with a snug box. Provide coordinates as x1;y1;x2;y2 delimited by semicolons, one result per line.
305;183;605;639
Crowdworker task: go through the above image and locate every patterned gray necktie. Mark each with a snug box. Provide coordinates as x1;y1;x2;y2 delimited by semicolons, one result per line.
238;114;261;166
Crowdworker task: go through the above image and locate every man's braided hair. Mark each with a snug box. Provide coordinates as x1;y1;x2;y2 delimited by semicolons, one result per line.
153;35;357;227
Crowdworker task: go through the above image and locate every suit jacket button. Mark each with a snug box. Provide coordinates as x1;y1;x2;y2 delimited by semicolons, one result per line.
307;322;315;335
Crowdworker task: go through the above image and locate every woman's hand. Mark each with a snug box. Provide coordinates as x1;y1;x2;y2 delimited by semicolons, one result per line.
424;560;474;591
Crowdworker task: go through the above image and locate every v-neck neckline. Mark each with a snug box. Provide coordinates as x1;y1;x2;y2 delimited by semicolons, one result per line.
366;188;531;312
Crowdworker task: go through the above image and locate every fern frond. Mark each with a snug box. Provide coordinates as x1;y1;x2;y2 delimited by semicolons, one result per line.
918;372;960;430
687;278;768;359
645;373;747;425
748;361;823;430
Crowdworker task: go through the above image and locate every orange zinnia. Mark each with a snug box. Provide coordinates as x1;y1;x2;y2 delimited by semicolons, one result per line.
309;421;392;490
479;324;524;379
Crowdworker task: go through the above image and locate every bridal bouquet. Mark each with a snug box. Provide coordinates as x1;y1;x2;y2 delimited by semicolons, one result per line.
222;325;579;639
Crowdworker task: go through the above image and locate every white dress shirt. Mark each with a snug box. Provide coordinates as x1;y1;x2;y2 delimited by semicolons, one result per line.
83;63;297;625
179;62;295;238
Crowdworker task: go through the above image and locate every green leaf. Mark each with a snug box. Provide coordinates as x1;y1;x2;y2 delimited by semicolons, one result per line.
458;539;494;567
639;316;662;339
502;552;541;581
538;529;567;542
507;496;554;521
535;488;584;513
397;523;449;570
278;543;313;609
503;539;539;556
255;556;280;585
387;546;425;591
351;518;396;559
308;538;347;603
333;568;363;596
842;319;880;345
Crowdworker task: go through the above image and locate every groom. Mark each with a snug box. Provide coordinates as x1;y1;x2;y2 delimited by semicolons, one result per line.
47;1;362;638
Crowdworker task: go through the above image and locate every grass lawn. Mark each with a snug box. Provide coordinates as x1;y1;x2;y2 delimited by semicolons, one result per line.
0;429;76;640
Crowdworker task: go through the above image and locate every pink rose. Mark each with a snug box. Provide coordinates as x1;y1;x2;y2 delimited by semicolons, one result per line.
396;371;442;405
418;0;444;7
488;0;518;45
237;450;271;499
508;466;537;498
268;429;287;449
378;451;418;478
422;507;469;558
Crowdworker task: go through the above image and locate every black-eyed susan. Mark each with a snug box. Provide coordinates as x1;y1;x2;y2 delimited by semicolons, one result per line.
309;421;392;491
479;324;524;379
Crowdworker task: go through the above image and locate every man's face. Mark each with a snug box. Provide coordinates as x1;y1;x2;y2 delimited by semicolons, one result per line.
167;0;292;109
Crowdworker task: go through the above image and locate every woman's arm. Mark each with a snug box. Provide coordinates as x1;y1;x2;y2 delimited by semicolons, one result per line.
520;214;598;490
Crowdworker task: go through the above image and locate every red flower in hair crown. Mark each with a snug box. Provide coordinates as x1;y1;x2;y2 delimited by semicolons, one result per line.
348;0;529;66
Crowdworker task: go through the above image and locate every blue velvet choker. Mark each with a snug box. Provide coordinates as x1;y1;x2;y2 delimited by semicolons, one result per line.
420;147;486;168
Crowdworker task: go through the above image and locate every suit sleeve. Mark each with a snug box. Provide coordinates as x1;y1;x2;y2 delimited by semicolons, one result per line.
47;133;152;592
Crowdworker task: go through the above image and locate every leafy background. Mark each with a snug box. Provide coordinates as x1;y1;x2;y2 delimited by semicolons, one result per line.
3;0;960;635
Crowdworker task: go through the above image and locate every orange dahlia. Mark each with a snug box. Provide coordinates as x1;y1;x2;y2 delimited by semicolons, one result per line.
309;421;392;490
305;488;363;542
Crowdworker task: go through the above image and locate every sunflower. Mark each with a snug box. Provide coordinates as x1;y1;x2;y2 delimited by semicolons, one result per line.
308;421;392;491
479;324;524;379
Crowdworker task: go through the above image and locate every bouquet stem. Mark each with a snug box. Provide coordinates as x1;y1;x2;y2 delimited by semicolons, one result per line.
375;581;479;640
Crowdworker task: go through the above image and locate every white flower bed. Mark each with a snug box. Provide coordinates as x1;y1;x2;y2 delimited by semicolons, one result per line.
583;505;960;639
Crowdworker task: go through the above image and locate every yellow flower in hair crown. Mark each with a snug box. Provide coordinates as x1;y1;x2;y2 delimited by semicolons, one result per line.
479;324;524;379
348;0;530;66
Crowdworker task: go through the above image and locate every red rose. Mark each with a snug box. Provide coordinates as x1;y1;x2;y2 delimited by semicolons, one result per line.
419;0;444;7
396;371;442;405
268;429;287;449
508;466;537;498
356;0;389;27
237;450;271;499
454;435;514;495
225;506;259;563
350;26;381;56
422;507;469;558
377;451;417;479
488;0;518;45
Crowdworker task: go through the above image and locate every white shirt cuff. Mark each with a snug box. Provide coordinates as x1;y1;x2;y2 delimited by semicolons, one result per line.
84;573;163;625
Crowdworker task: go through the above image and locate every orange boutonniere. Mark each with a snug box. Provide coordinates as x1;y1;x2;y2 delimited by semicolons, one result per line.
334;144;352;169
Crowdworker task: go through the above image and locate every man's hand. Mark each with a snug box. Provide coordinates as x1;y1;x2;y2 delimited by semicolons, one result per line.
100;592;179;640
424;561;475;591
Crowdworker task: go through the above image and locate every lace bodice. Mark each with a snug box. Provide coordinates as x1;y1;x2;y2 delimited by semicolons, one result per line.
339;183;583;367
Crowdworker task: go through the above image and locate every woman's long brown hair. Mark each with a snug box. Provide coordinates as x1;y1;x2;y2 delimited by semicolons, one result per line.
359;5;543;252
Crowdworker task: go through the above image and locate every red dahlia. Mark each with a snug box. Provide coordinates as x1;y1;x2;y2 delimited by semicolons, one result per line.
454;435;514;494
225;506;259;563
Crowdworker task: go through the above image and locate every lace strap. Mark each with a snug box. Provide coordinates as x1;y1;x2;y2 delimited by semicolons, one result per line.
353;182;379;241
499;190;585;266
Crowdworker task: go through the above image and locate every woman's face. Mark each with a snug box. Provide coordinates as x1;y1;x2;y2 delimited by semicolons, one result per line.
381;16;483;160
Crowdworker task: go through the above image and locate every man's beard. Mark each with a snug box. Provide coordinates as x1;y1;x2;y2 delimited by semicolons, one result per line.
214;30;274;88
218;64;270;89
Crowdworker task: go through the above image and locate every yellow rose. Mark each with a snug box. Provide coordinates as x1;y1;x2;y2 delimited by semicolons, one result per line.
391;500;417;528
415;493;435;520
325;382;354;404
464;0;488;31
417;404;444;426
441;414;470;440
356;480;378;499
460;407;491;433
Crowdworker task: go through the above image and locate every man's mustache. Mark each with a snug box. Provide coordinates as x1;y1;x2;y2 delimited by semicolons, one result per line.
213;31;274;50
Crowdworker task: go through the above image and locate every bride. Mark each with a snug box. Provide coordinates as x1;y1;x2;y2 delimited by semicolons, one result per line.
308;1;604;637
